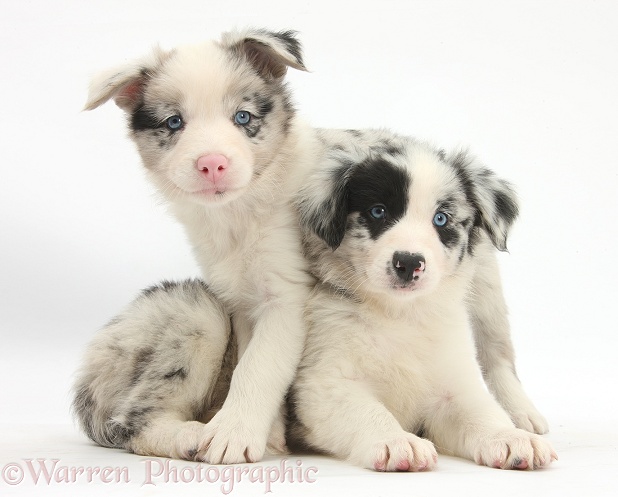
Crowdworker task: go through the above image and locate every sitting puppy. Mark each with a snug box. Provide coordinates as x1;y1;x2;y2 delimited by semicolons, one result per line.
289;129;557;471
73;29;317;464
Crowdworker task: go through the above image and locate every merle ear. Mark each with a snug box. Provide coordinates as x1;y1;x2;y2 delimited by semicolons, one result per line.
449;151;519;251
297;163;351;250
221;28;308;79
84;47;169;112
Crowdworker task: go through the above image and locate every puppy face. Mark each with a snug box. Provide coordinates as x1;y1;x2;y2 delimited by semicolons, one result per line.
298;131;518;300
85;29;306;206
343;149;476;297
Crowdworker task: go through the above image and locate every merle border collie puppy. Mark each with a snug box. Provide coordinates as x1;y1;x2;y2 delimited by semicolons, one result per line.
73;29;318;464
288;129;556;471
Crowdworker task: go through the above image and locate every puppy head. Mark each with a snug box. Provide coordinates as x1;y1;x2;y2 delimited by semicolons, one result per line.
298;131;518;300
85;29;307;206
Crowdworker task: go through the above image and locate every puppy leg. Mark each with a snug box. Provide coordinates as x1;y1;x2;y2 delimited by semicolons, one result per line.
425;355;556;470
73;280;232;460
196;282;307;464
292;379;437;472
219;314;289;456
469;245;549;434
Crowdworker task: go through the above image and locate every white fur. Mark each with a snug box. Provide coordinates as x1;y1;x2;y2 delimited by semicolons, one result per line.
74;29;317;464
291;134;556;471
74;31;548;468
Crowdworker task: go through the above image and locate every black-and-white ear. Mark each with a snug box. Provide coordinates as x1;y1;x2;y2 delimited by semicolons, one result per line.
297;161;351;250
449;151;519;251
83;46;169;112
221;28;308;79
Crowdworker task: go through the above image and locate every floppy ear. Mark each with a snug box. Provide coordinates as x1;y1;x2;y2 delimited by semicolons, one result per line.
221;28;308;79
449;151;519;251
84;46;169;112
297;161;351;250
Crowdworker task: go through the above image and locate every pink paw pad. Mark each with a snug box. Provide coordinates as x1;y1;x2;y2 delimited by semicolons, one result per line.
396;460;410;471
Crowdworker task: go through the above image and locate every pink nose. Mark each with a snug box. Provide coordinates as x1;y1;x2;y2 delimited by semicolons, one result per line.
196;154;228;183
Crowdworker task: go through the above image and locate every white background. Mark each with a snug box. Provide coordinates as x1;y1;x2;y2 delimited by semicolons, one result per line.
1;0;617;495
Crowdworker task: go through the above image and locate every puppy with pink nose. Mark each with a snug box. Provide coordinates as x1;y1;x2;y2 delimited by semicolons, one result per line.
74;29;317;465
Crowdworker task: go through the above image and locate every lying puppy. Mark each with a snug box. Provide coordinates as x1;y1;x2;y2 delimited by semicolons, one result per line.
289;129;556;470
72;29;317;464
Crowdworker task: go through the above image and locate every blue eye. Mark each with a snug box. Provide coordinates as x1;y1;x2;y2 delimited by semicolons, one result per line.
166;115;183;130
234;111;252;125
369;205;387;220
433;212;448;227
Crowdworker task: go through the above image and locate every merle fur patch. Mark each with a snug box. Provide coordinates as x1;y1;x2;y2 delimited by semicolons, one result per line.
269;30;304;66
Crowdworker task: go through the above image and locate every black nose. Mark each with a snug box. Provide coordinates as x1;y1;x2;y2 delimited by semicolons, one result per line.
392;252;425;282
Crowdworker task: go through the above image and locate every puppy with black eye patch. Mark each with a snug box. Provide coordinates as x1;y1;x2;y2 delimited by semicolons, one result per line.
292;129;549;441
289;129;557;471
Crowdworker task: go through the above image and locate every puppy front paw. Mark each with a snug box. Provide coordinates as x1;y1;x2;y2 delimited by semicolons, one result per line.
354;432;438;472
474;429;557;470
194;410;268;464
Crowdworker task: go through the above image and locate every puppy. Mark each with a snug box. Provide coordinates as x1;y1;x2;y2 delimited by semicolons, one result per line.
289;129;556;470
72;29;318;464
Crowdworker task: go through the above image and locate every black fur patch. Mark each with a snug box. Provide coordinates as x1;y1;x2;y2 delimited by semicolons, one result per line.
270;30;304;66
302;162;352;249
103;423;133;448
141;279;207;298
254;94;274;117
449;153;518;251
163;368;188;380
122;406;156;440
347;158;410;240
236;30;303;80
438;197;457;215
435;199;469;250
493;188;518;226
239;118;264;139
449;152;476;209
131;105;160;131
435;224;461;248
449;152;485;252
239;30;304;69
131;347;155;384
370;138;405;157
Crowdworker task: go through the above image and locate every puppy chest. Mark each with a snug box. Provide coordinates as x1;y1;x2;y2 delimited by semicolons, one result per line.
195;234;306;304
351;320;435;402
